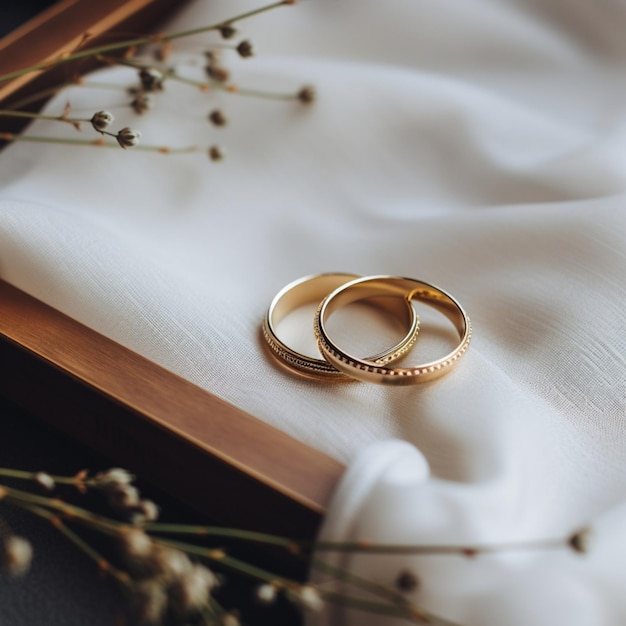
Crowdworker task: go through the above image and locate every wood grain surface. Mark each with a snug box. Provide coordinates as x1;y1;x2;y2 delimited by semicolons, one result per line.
0;0;186;116
0;280;345;538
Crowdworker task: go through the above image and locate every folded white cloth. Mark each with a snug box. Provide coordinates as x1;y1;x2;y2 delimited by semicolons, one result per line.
1;0;625;623
311;440;626;625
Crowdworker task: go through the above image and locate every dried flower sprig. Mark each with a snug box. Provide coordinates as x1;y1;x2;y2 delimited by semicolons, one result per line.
0;107;153;151
1;1;314;161
103;54;314;104
0;132;196;154
0;464;596;625
0;1;296;86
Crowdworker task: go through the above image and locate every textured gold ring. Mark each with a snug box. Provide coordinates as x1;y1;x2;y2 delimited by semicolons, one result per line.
262;273;420;379
314;275;471;385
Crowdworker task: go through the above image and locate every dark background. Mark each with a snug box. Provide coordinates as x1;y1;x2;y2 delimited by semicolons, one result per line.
0;396;302;625
1;1;60;39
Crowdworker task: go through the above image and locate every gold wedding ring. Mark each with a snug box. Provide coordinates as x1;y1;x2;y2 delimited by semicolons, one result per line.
314;276;471;385
262;273;420;379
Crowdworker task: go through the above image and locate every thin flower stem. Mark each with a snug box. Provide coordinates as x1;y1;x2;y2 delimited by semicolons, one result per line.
312;555;413;608
0;132;197;154
313;538;566;555
102;55;302;102
7;499;132;588
226;87;299;101
320;590;460;626
0;1;293;85
163;0;291;41
0;110;85;126
144;523;567;557
155;536;294;588
3;83;75;111
54;518;132;587
2;486;123;533
0;468;82;485
3;80;128;112
144;523;297;549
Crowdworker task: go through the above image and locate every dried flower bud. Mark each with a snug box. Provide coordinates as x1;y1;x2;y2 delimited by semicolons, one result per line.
208;145;224;162
94;468;134;488
206;65;230;83
219;24;237;39
151;545;192;581
395;569;419;593
139;67;165;91
116;127;141;149
131;499;160;524
34;471;55;491
256;583;278;604
568;528;591;554
90;110;114;132
119;528;154;560
169;563;219;614
1;536;33;577
208;109;228;127
296;585;323;612
236;40;255;59
131;92;151;115
108;483;141;508
297;85;316;104
133;579;168;625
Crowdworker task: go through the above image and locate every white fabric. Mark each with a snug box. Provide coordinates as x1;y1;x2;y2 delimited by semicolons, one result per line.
312;441;626;625
1;0;625;623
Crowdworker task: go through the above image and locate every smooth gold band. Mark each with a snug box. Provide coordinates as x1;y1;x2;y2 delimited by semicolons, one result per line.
314;275;471;385
262;273;420;379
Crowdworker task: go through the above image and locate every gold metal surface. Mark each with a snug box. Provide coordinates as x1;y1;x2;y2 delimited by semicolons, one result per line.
262;273;420;379
314;275;471;385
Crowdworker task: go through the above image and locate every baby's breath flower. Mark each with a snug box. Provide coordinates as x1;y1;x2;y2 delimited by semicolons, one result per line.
90;110;114;132
150;545;192;581
94;468;134;488
34;471;55;491
1;536;33;577
169;563;219;614
295;585;323;612
134;579;168;625
131;499;160;524
208;109;228;127
297;85;315;104
116;127;141;149
119;528;154;560
208;145;224;161
255;582;278;604
139;67;165;92
236;40;255;59
108;483;141;508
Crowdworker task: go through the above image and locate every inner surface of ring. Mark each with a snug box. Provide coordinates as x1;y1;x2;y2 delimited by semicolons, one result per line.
315;275;471;385
266;273;420;369
321;277;466;337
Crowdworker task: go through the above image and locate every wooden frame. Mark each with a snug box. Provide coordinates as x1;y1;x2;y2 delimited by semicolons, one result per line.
0;1;345;539
1;0;185;107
